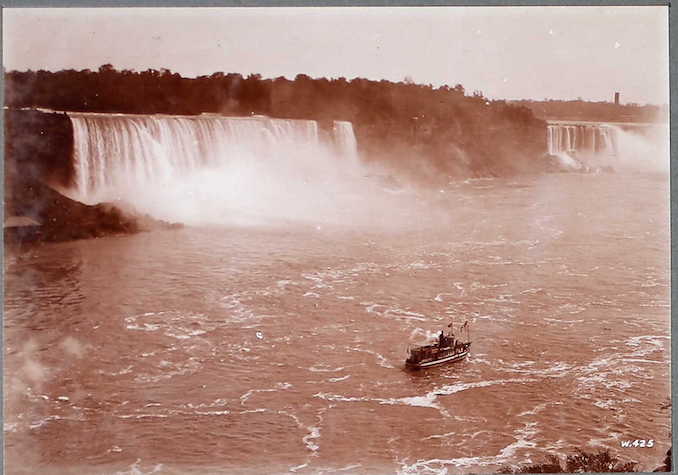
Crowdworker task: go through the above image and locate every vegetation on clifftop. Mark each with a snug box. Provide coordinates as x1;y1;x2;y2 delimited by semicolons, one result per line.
499;446;673;474
499;448;636;473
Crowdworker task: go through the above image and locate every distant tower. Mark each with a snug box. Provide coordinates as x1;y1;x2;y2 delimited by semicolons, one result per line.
614;92;620;105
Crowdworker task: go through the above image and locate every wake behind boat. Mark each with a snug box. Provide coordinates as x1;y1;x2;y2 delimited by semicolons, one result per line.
405;321;471;370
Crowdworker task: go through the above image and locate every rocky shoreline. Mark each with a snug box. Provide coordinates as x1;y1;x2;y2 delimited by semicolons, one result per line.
4;178;182;246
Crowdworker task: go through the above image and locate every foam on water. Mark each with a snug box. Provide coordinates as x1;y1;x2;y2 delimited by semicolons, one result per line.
517;401;563;417
346;347;394;369
315;378;539;418
124;310;219;339
308;365;346;373
115;459;164;475
240;382;293;405
363;302;428;322
397;422;540;474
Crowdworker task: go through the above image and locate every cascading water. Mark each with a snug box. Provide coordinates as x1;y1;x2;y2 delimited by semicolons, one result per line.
545;121;668;173
546;123;617;157
332;121;359;159
66;112;377;226
69;113;329;200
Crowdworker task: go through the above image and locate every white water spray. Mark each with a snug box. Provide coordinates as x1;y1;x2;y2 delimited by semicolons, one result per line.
66;113;411;227
610;124;670;173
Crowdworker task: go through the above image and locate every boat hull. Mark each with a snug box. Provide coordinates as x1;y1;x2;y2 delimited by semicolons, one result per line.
405;349;469;370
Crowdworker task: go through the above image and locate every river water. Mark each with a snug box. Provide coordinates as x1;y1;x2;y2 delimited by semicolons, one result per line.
4;172;670;474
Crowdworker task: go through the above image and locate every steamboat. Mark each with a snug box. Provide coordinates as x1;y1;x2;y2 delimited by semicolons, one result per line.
405;321;471;370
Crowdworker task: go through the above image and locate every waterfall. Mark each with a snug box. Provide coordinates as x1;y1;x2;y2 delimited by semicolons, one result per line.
546;123;617;157
63;112;377;226
332;121;358;160
67;113;357;202
545;121;668;173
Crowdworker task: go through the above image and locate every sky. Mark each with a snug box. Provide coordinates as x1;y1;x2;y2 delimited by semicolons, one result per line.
2;6;669;105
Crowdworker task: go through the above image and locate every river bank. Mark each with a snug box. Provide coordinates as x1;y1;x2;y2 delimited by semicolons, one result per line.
4;178;182;247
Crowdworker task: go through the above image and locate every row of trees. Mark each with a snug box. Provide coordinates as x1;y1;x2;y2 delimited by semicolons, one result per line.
5;65;547;181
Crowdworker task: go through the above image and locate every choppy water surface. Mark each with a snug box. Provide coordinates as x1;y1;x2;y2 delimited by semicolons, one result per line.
4;173;670;474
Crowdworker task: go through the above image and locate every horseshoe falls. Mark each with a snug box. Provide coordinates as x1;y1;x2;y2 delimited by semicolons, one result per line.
546;121;668;173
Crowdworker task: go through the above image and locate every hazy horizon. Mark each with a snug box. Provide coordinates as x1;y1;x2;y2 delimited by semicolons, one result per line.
2;6;669;106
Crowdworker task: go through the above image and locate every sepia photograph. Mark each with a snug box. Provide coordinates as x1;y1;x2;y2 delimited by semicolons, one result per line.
2;4;671;475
